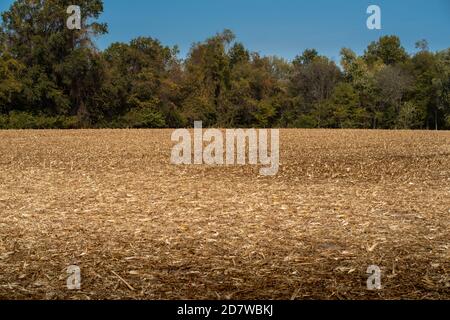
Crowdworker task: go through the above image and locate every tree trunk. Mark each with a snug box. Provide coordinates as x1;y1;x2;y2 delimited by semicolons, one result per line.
435;109;438;131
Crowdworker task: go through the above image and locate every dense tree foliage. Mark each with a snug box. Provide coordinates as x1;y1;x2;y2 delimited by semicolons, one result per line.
0;0;449;129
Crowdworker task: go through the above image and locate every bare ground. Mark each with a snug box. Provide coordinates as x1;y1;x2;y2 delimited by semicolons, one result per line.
0;129;449;300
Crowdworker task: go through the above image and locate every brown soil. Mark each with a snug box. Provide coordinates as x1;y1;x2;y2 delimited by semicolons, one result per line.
0;129;448;300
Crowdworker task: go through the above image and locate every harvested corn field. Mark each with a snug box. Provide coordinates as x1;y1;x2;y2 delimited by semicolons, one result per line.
0;129;449;300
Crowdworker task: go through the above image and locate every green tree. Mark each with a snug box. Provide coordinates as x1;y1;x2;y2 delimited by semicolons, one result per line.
293;49;319;66
328;82;368;128
1;0;107;124
410;48;450;129
364;35;409;66
397;101;425;129
229;42;250;67
0;1;449;130
432;50;450;129
0;53;23;113
103;37;182;127
181;29;234;126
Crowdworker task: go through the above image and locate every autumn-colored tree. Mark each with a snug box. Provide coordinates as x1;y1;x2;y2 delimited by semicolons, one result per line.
0;0;448;130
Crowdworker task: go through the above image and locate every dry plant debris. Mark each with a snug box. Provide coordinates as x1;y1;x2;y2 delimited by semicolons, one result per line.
0;129;449;300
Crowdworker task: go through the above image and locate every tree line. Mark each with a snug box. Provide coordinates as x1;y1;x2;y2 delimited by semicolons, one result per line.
0;0;449;129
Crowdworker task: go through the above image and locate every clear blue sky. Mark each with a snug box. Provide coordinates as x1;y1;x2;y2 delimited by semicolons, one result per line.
1;0;449;61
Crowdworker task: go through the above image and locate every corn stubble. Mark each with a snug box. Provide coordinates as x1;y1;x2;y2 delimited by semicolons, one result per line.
0;129;448;300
